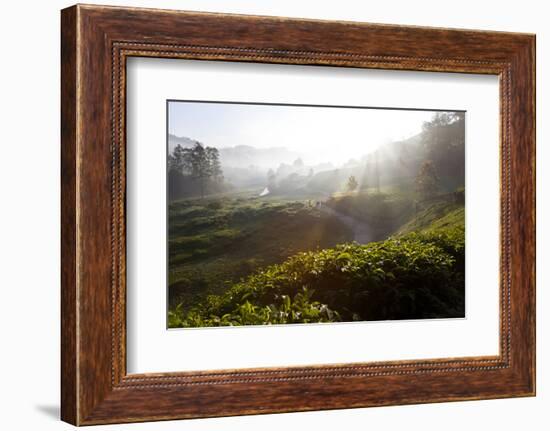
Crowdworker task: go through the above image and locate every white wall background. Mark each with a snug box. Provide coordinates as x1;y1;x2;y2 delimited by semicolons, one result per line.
0;0;546;429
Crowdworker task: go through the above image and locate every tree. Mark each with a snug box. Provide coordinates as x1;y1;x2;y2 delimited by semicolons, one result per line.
347;175;358;192
177;142;223;199
206;147;223;182
415;160;440;199
421;112;465;182
168;144;186;173
421;112;461;133
293;158;304;168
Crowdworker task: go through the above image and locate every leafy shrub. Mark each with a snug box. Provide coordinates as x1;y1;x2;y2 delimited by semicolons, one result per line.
207;200;224;210
169;287;339;327
169;226;465;327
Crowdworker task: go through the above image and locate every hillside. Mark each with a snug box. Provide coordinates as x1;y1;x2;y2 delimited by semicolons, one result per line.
169;225;465;327
169;194;465;327
168;196;353;310
398;200;465;234
167;112;466;327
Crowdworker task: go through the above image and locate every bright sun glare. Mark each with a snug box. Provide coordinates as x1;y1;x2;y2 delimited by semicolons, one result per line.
169;102;437;167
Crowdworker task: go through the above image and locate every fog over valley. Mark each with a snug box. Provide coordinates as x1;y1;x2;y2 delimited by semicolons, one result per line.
166;101;466;328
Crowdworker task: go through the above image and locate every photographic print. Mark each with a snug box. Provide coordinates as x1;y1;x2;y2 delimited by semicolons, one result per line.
167;101;466;328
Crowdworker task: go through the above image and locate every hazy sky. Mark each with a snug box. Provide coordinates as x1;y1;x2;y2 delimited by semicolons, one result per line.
168;101;442;165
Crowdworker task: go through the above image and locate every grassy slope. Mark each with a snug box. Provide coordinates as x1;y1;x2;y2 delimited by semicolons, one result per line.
397;201;465;234
326;191;415;240
326;189;465;238
168;193;466;327
168;196;353;309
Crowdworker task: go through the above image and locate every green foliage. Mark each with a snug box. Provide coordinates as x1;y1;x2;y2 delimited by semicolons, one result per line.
168;142;224;199
167;196;353;312
169;225;465;327
169;287;340;327
398;199;465;234
421;112;465;181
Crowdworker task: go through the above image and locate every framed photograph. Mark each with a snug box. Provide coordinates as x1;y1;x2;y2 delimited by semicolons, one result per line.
61;4;535;425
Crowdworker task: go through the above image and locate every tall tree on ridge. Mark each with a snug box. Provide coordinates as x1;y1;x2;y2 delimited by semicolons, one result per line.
178;142;223;199
415;160;440;200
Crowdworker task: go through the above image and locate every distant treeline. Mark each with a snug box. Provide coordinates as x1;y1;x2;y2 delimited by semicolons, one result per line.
168;141;228;200
167;112;465;200
263;112;465;197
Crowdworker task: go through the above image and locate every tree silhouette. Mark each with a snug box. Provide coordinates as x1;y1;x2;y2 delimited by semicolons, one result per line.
347;175;358;192
421;112;465;180
168;143;186;173
170;142;223;199
415;160;440;199
293;158;304;168
206;147;223;182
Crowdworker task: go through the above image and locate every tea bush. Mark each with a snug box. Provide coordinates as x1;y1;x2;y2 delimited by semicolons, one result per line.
169;226;465;327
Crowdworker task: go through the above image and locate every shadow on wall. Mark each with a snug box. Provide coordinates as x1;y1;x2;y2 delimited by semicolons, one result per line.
34;404;59;420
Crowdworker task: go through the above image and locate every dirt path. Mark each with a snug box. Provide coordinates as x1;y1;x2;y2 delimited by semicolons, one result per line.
319;205;375;244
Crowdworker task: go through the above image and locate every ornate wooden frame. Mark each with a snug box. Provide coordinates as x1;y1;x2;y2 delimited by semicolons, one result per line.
61;4;535;425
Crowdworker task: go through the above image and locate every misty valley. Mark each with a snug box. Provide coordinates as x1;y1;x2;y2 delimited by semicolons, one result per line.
167;106;466;328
